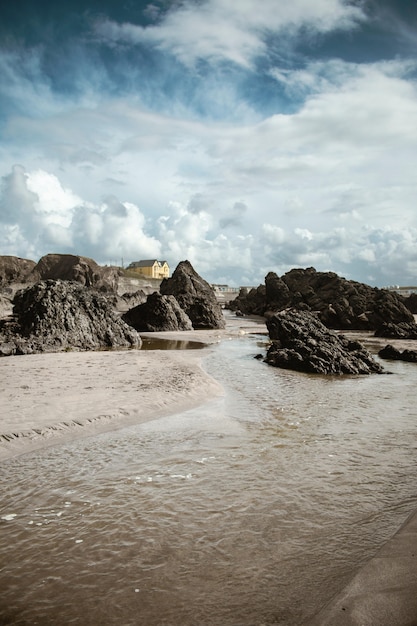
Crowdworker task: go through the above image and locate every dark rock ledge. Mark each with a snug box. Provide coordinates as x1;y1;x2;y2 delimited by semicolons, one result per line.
378;344;417;362
264;310;384;375
0;279;141;356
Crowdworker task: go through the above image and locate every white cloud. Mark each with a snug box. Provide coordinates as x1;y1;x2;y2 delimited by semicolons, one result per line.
95;0;364;69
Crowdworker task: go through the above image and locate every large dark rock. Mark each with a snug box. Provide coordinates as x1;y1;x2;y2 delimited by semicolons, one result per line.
160;260;225;329
27;254;121;293
404;293;417;314
123;292;193;332
374;321;417;339
229;267;413;331
264;310;384;375
379;344;417;362
0;255;36;287
230;284;266;316
0;280;141;356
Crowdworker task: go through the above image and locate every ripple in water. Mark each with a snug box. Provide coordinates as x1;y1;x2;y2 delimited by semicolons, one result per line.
1;334;417;625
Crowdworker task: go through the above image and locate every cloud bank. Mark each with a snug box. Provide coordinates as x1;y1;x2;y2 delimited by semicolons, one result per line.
1;0;417;286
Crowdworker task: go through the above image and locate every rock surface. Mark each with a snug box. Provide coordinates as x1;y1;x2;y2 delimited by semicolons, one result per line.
160;260;225;329
264;310;384;375
27;253;121;292
0;280;141;356
0;255;36;287
230;267;413;330
123;292;193;332
378;344;417;362
374;321;417;339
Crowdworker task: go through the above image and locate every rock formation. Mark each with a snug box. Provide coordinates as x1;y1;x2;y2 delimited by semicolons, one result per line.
229;267;413;331
27;253;121;292
0;255;36;287
160;260;225;329
264;310;384;375
123;292;193;332
374;321;417;339
0;280;141;356
378;344;417;362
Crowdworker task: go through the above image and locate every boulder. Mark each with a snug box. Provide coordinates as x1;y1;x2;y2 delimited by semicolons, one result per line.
404;293;417;314
0;255;36;287
229;284;266;316
374;321;417;339
27;254;121;293
229;267;413;331
116;289;148;313
379;344;417;362
123;292;193;332
0;279;141;356
264;310;384;375
160;260;225;329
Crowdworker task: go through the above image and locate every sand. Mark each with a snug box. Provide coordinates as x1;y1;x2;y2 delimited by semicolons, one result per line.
0;316;266;462
1;316;416;623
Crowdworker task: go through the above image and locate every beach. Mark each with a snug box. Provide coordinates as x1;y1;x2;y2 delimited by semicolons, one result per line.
1;316;417;625
0;318;261;462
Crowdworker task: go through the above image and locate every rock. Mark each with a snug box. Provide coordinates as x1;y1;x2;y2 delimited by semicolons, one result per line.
0;255;36;287
379;344;417;362
264;310;384;375
116;289;148;313
27;254;121;293
123;292;193;332
404;293;417;314
374;321;417;339
229;267;413;331
229;285;266;316
0;280;141;356
160;260;225;329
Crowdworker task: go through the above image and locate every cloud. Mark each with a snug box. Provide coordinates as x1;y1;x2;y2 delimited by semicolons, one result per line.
1;1;417;288
95;0;365;69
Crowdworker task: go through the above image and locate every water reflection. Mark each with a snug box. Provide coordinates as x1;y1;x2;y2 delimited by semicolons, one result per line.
140;337;207;350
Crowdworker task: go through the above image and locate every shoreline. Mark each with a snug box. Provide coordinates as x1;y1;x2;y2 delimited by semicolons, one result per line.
0;315;267;463
2;314;417;624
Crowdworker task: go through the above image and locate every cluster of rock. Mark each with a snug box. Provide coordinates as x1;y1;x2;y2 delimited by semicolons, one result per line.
374;321;417;339
378;344;417;362
0;255;224;356
124;260;225;332
0;280;141;356
264;310;384;375
230;267;414;331
123;293;193;332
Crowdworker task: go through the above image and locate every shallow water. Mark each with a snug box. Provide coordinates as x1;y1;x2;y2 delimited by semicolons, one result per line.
1;332;417;625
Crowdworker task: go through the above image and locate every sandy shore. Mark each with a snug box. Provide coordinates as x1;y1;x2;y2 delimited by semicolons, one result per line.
0;316;266;462
2;315;417;623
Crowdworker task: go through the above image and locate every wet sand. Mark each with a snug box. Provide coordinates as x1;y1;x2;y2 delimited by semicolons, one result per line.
1;316;416;624
0;316;266;462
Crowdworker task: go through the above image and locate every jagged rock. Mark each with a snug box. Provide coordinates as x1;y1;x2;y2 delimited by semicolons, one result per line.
230;284;266;316
115;289;148;313
27;254;121;293
123;292;193;332
404;293;417;314
264;310;384;375
374;321;417;339
229;267;413;331
379;344;417;362
160;260;225;329
0;280;141;356
0;255;36;287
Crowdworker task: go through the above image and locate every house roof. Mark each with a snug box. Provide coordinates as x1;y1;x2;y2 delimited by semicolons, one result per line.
129;259;168;267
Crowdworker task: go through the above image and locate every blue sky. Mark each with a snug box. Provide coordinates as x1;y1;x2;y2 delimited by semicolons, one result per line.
1;0;417;286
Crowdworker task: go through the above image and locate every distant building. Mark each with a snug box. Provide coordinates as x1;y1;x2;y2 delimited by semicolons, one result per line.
127;259;170;279
386;285;417;296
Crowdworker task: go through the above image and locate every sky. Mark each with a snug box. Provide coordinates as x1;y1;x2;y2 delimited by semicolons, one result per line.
1;0;417;287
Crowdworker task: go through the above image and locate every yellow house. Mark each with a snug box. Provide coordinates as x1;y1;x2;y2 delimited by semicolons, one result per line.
127;259;170;279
